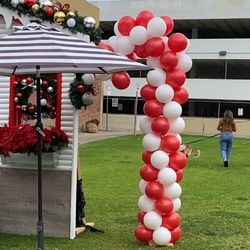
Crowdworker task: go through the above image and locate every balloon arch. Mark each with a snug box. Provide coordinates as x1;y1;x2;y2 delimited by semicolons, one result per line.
97;10;192;246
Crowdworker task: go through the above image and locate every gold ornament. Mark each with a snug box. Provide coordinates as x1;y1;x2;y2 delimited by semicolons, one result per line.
31;4;40;13
53;11;66;25
67;11;75;17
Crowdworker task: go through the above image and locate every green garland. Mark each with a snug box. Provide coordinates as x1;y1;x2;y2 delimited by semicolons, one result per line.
69;73;96;109
0;0;103;44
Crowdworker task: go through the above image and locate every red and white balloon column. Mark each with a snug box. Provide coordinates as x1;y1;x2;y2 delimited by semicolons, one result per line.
99;10;192;246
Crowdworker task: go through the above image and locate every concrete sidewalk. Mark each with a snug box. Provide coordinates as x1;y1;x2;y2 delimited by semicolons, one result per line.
78;130;136;144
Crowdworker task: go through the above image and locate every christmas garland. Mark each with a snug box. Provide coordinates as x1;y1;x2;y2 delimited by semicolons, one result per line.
69;73;96;109
14;75;57;120
0;0;103;44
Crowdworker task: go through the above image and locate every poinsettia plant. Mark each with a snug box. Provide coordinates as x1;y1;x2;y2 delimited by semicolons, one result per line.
0;124;69;157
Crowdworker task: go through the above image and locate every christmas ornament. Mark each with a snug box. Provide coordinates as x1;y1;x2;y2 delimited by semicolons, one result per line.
41;79;48;88
53;1;70;13
28;105;36;114
47;86;54;93
76;85;85;93
11;0;19;8
14;97;19;103
31;4;40;13
26;77;33;84
41;99;47;106
54;11;66;25
82;93;94;106
21;105;27;111
44;6;54;16
21;79;27;85
16;105;21;110
83;16;96;29
24;0;36;9
67;11;75;17
40;0;53;8
66;18;76;28
16;92;23;99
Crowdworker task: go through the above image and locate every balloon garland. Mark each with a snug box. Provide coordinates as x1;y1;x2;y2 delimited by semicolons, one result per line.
104;10;192;246
69;73;96;109
14;75;57;120
0;0;102;44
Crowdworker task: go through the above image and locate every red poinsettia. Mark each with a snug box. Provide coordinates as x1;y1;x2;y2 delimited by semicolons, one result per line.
0;124;69;157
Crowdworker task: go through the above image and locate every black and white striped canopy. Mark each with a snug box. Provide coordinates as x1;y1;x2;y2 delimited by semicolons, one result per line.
0;22;149;76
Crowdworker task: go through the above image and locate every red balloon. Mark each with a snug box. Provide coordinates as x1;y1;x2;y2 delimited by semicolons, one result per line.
151;116;169;136
146;37;165;57
143;99;163;118
170;227;182;243
161;135;180;153
134;224;153;242
137;210;146;223
168;33;188;53
169;151;187;171
162;212;181;231
160;51;178;71
173;87;189;104
136;10;154;27
145;181;164;200
167;69;186;88
97;41;114;52
140;84;156;101
161;16;174;35
142;151;153;164
134;43;148;58
118;16;136;36
140;164;159;182
112;71;131;90
155;196;173;215
127;53;137;61
176;169;184;183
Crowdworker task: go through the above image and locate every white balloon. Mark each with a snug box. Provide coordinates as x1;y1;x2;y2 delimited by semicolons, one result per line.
164;182;182;199
155;84;174;104
129;26;148;45
161;36;170;51
176;134;182;144
147;68;166;87
117;36;135;55
172;198;182;212
139;117;152;134
163;101;182;119
143;211;162;230
138;195;155;212
113;21;122;37
177;54;193;73
142;133;161;151
82;74;95;85
139;179;148;194
107;36;118;52
168;117;185;134
153;227;171;246
150;150;169;170
146;56;161;68
158;168;177;186
95;74;112;81
147;17;167;37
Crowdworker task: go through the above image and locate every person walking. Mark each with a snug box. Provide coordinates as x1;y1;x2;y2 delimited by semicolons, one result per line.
217;110;236;167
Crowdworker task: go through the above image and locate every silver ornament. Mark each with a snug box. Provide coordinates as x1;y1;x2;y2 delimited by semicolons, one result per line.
14;97;19;103
11;0;19;8
40;99;47;106
21;79;27;85
47;86;54;93
21;105;27;111
82;93;94;106
83;16;96;29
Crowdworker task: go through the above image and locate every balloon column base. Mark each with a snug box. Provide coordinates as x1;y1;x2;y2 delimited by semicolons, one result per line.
148;241;174;247
75;221;95;235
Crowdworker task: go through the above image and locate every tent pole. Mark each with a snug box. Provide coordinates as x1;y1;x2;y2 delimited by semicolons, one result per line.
35;65;44;250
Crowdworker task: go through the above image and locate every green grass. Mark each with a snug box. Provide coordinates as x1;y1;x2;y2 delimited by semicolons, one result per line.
0;134;249;250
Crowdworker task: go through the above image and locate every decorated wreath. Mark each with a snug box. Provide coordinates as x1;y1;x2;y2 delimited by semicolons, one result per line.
14;75;57;120
0;0;103;44
69;73;96;109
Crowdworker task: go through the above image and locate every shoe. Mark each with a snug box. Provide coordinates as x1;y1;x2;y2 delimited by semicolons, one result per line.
224;161;228;167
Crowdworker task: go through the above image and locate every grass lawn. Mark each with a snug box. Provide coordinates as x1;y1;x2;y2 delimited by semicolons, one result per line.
0;134;249;250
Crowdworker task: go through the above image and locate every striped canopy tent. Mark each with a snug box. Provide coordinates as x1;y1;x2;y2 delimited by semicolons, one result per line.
0;22;149;250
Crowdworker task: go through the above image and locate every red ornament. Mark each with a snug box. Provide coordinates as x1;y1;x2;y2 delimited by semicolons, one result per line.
140;84;156;101
14;81;18;87
24;0;36;9
49;113;56;119
146;37;165;57
173;87;189;104
117;16;136;36
143;99;163;118
155;196;173;215
134;224;153;242
141;151;153;164
26;77;33;84
161;135;180;153
140;164;159;182
151;116;169;136
170;227;182;243
16;105;21;111
145;181;164;200
168;33;188;53
137;210;146;223
41;80;48;88
134;43;148;58
28;105;35;114
169;151;187;171
51;106;56;113
160;51;178;71
167;69;186;89
76;85;85;94
111;71;130;90
162;212;181;231
136;10;154;27
161;16;174;35
44;6;55;17
16;92;23;99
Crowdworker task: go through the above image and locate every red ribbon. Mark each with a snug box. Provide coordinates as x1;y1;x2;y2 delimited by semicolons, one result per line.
54;1;70;13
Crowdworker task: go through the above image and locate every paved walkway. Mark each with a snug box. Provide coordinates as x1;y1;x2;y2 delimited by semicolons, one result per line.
78;130;136;144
